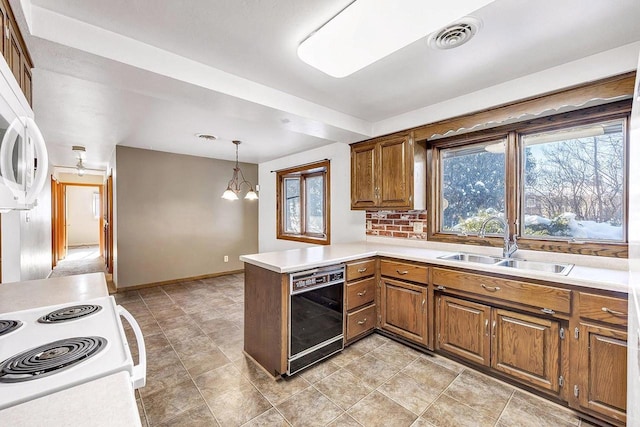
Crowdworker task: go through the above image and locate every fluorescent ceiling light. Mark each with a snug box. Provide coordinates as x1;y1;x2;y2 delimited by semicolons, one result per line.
297;0;494;78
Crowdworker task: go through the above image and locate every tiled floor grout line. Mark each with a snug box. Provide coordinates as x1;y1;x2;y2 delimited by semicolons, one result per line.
138;289;225;427
494;389;517;426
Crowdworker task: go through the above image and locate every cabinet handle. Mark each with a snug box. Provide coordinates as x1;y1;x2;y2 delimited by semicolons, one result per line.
485;319;489;336
481;284;501;292
492;320;496;337
357;267;368;273
357;318;367;325
396;270;409;275
602;307;626;317
357;289;367;297
422;299;425;306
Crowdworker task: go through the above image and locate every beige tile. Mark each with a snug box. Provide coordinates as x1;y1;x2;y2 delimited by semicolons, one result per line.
200;317;240;335
234;354;274;383
241;408;289;426
181;348;232;377
136;398;147;427
444;369;514;419
425;354;466;374
327;413;363;427
142;379;205;425
217;335;245;361
299;359;341;383
369;340;420;370
420;394;495;427
140;351;190;398
343;354;400;389
163;324;206;343
330;345;367;367
195;365;254;403
497;391;580;427
171;335;218;358
315;369;372;410
401;357;458;392
348;333;390;354
277;387;343;427
207;325;243;344
378;372;438;415
207;386;272;427
152;307;188;322
252;374;311;405
142;333;172;353
410;418;436;427
156;405;219;427
347;391;417;427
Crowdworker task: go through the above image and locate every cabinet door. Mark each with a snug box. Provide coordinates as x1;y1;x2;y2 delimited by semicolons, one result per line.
7;20;20;84
576;323;627;424
21;56;31;105
438;295;491;366
378;135;412;208
491;309;561;394
351;142;377;209
0;2;7;60
380;278;427;345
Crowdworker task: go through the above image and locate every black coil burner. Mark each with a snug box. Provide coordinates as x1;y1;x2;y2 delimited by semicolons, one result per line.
0;336;106;383
38;304;102;323
0;320;22;337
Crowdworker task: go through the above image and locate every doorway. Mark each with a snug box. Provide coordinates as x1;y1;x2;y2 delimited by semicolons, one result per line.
51;180;105;277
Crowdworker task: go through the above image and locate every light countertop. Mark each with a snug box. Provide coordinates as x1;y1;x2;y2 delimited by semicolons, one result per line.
0;272;108;313
240;242;628;293
0;372;140;427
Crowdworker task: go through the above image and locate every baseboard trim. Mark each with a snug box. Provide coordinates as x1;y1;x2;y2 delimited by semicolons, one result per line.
115;269;244;293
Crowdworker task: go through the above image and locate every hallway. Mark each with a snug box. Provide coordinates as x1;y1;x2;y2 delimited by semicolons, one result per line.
49;245;106;278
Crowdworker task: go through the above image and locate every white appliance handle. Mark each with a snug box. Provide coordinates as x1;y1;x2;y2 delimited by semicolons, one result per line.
24;117;48;205
117;305;147;389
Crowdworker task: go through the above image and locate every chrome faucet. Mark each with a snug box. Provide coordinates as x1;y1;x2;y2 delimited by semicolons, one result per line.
478;216;518;258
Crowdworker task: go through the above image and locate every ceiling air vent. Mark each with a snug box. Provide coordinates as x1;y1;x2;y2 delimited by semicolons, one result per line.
427;17;482;50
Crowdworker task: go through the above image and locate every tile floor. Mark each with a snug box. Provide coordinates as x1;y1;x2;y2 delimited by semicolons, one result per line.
116;273;600;427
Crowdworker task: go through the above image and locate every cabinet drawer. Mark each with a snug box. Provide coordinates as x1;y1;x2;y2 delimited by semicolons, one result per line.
346;259;376;281
346;277;376;310
346;304;376;341
432;268;571;314
579;293;627;327
380;260;428;284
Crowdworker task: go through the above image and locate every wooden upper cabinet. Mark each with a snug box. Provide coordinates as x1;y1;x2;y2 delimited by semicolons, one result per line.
0;0;33;106
351;132;424;210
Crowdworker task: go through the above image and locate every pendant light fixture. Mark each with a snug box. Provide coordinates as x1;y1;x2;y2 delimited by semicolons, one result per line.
72;145;86;176
221;140;258;201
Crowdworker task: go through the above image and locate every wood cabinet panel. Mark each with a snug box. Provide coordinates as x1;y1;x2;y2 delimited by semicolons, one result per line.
350;142;377;209
438;295;491;366
491;309;561;393
379;136;410;207
346;304;376;341
346;259;376;281
579;293;627;327
7;21;20;84
346;277;376;311
381;277;428;345
576;323;627;424
380;260;428;284
432;268;571;314
20;56;31;105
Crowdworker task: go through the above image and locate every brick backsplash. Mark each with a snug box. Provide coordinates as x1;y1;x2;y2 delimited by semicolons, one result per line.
365;210;428;240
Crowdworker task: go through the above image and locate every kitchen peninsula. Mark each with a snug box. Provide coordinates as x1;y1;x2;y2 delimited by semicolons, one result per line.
241;241;629;426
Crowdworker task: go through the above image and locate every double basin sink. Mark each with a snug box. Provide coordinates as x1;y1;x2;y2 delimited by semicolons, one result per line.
438;252;574;275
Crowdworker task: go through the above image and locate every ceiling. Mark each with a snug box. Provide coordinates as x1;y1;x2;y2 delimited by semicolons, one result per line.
10;0;640;169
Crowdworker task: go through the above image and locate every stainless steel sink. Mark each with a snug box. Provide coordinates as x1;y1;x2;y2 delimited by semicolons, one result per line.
494;259;574;275
438;253;502;265
438;252;574;275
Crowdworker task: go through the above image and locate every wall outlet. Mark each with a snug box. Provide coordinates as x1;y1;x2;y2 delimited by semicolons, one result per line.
413;222;424;233
224;255;229;263
367;220;372;230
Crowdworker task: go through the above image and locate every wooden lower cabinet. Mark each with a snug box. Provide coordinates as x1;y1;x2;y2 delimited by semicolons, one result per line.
574;323;627;424
437;295;563;395
381;277;428;345
438;295;490;366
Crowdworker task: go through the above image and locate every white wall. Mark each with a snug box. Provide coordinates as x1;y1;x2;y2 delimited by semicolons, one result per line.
626;55;640;425
258;142;365;253
1;171;52;283
66;185;100;246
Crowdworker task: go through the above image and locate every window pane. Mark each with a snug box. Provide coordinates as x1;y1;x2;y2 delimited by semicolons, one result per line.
522;120;625;241
284;177;300;234
305;175;324;234
440;140;506;234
